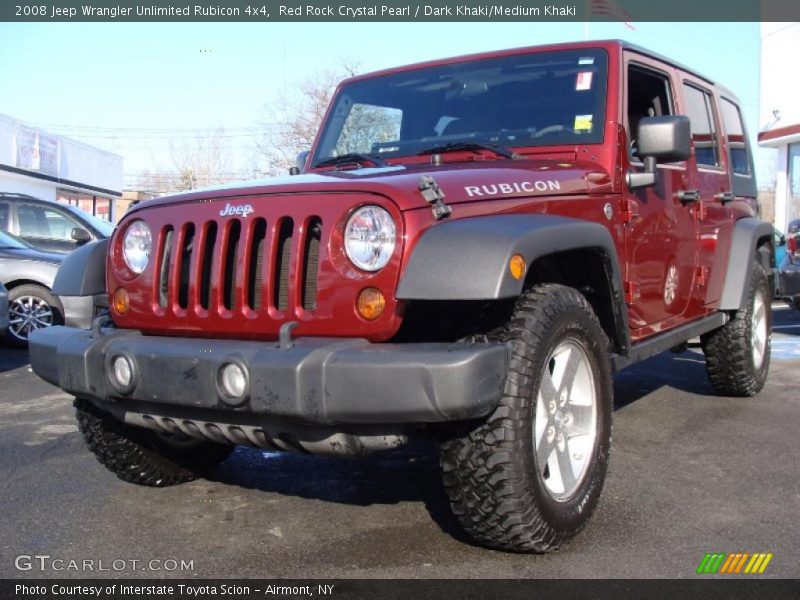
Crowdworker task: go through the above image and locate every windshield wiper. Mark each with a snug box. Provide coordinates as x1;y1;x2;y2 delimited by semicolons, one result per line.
312;153;387;169
417;142;517;159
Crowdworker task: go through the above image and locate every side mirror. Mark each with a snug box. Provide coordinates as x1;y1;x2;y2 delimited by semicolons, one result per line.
627;115;691;189
290;150;310;176
71;227;92;244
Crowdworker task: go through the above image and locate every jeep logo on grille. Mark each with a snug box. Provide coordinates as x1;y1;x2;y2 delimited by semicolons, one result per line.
219;203;254;218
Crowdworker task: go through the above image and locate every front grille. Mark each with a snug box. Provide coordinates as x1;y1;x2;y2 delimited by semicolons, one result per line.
155;216;322;315
273;218;294;311
302;218;322;311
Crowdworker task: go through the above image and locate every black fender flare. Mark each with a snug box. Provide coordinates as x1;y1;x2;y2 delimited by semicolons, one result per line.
718;217;775;311
52;239;108;297
396;214;630;353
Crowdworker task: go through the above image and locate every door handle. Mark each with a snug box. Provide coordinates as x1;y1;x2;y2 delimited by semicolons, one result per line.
677;189;700;204
714;191;735;204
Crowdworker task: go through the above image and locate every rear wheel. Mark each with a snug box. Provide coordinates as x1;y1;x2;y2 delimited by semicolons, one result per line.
440;284;613;553
75;399;234;487
702;260;771;396
4;284;64;348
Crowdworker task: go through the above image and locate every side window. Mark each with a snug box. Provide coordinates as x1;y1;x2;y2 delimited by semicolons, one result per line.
683;84;720;168
720;98;751;176
0;203;9;231
18;204;80;240
627;65;673;160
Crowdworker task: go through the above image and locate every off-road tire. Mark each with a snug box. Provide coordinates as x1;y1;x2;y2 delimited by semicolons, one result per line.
702;260;771;397
75;398;234;486
440;284;613;553
4;284;64;349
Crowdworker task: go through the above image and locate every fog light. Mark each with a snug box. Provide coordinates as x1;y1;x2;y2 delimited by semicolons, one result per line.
357;287;386;321
112;355;133;389
113;288;130;315
219;363;247;399
509;254;526;280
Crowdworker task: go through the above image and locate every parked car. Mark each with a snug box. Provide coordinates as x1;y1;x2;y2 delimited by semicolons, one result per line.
0;282;7;337
0;192;114;254
774;227;787;266
0;230;96;347
778;219;800;309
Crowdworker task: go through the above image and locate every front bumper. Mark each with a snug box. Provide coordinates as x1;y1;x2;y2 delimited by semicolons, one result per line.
29;326;508;425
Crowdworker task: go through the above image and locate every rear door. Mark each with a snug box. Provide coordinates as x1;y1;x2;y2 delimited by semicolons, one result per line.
678;75;732;308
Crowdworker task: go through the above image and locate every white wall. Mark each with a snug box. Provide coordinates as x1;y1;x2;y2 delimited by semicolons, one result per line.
0;170;57;201
760;23;800;132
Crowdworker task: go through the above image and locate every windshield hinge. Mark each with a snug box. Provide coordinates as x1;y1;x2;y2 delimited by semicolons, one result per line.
418;175;452;220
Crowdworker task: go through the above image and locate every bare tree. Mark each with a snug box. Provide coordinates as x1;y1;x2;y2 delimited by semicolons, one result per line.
169;129;232;191
131;170;179;196
256;62;359;174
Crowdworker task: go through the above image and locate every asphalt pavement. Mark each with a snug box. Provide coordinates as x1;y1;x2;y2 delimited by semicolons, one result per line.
1;306;799;579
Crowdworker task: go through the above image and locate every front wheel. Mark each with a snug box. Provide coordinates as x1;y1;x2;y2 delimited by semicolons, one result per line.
440;284;613;553
702;260;771;397
4;284;64;348
76;399;234;487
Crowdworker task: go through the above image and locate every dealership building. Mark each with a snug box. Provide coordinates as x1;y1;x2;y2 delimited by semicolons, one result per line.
0;113;123;222
759;22;800;233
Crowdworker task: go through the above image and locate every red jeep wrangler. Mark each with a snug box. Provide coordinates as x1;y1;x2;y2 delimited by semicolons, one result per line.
31;40;773;553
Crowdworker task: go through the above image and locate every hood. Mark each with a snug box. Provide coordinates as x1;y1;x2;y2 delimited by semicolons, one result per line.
0;247;64;265
129;158;614;214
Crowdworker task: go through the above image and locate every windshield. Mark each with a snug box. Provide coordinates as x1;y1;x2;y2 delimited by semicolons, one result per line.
314;48;608;163
0;230;31;250
64;204;116;237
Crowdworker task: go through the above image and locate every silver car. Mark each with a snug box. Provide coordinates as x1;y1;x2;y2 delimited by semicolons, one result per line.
0;282;8;336
0;230;96;347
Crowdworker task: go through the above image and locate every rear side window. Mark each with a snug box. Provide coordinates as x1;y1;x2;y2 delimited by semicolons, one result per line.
683;84;720;167
720;98;751;176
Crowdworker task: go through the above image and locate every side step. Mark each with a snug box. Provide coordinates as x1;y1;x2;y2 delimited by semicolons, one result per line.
611;312;728;372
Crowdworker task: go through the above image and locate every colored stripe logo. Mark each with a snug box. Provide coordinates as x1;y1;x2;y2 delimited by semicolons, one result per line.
696;552;773;574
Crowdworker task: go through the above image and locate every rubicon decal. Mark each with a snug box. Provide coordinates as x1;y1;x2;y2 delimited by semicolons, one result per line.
696;552;774;574
219;203;254;218
464;180;562;197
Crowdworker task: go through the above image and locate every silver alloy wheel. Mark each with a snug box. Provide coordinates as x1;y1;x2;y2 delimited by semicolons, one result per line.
751;288;768;370
534;339;598;501
7;295;55;342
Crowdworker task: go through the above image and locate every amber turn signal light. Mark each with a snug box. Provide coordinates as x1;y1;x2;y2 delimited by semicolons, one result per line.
113;288;130;315
509;254;526;280
357;287;386;321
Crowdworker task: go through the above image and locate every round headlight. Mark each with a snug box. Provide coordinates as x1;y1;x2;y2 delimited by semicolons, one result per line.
344;206;396;272
122;220;152;274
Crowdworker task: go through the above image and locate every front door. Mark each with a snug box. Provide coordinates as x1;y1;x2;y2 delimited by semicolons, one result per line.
622;54;699;333
15;203;84;254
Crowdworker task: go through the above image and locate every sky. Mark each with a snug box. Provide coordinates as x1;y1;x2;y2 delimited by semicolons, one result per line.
0;21;771;188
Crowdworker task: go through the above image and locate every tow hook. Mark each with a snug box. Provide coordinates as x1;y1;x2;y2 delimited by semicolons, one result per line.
278;321;299;349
